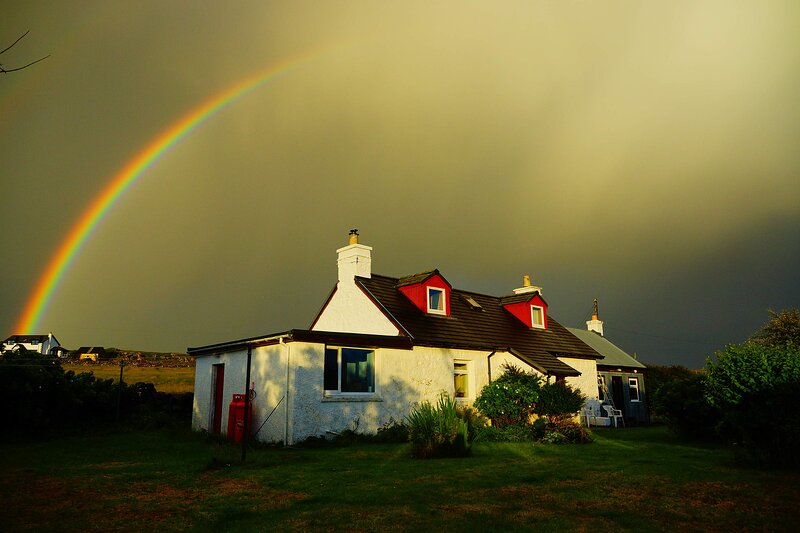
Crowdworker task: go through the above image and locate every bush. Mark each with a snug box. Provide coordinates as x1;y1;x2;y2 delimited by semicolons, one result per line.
475;424;536;442
0;349;191;438
535;381;585;423
374;418;409;443
645;364;698;421
706;342;800;466
473;365;540;428
651;373;721;441
541;419;593;444
406;393;474;458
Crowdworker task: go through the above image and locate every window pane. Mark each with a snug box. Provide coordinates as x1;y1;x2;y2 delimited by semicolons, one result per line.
531;307;543;326
454;362;468;398
324;348;339;390
429;289;443;311
598;376;605;401
341;348;374;393
628;378;639;401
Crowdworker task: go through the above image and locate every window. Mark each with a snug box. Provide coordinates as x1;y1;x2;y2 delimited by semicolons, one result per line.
531;305;545;328
324;347;375;394
454;361;469;398
628;377;640;402
598;375;606;401
427;287;446;315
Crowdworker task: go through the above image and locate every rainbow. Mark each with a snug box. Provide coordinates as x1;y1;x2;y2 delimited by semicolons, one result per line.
15;51;321;334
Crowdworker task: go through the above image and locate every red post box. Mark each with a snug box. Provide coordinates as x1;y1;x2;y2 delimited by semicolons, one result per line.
226;394;252;443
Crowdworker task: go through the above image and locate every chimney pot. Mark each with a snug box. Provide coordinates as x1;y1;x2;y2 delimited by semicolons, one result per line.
337;231;372;281
513;274;542;295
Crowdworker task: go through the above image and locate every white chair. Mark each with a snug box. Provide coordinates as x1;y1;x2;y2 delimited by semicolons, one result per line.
602;405;625;428
582;400;610;427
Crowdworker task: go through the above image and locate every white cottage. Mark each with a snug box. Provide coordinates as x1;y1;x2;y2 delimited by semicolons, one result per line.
2;333;61;355
189;231;603;444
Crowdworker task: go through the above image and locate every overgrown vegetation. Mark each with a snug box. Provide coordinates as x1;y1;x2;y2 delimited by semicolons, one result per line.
650;309;800;467
473;364;589;444
0;349;192;438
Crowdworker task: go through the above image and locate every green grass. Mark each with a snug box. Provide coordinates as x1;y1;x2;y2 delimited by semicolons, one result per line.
62;364;195;393
1;426;798;531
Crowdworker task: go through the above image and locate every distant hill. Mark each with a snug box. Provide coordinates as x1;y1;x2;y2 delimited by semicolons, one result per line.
69;348;194;368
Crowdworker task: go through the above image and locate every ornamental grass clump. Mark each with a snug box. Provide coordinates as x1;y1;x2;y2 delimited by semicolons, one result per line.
406;393;476;458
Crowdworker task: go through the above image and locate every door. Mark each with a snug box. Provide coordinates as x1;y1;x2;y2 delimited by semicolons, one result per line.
611;376;625;417
211;363;225;434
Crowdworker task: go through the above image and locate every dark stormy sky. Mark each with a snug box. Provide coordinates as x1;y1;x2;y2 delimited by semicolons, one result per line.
2;1;799;368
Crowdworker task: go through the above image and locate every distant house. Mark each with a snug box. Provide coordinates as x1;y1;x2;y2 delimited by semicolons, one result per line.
74;347;108;362
2;333;61;356
189;231;605;444
567;304;648;424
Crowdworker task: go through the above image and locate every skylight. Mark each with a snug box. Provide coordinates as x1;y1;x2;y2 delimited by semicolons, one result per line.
463;295;482;309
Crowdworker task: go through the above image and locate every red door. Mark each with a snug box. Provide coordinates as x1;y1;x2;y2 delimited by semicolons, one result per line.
211;364;225;434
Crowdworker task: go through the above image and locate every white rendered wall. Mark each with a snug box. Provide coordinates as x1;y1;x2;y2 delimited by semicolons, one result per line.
193;342;564;445
560;357;599;400
192;344;290;443
312;282;399;336
288;344;504;443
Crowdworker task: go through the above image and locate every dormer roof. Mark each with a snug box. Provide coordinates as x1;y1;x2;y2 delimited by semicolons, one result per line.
500;291;546;306
396;269;452;288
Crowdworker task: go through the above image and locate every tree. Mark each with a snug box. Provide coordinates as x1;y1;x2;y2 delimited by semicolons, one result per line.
1;31;49;75
748;308;800;348
705;323;800;466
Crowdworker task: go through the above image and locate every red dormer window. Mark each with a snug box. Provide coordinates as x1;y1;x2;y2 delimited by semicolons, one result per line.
502;292;548;329
398;270;452;316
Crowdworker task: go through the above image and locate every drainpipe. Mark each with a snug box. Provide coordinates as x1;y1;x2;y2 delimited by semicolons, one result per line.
281;337;291;446
242;343;252;462
487;350;497;382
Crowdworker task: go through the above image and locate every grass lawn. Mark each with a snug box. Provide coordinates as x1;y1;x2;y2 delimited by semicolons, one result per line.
62;364;195;393
1;426;797;531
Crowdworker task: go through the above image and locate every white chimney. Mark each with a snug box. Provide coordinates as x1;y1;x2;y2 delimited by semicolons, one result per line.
513;273;542;295
337;229;372;282
587;298;604;336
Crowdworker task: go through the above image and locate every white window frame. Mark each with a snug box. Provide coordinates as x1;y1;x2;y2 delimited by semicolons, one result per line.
598;375;606;401
453;360;470;400
530;305;545;329
628;377;640;402
427;286;447;315
324;346;377;396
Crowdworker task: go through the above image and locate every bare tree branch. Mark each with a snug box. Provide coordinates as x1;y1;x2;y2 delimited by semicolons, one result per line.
0;30;30;56
1;31;50;75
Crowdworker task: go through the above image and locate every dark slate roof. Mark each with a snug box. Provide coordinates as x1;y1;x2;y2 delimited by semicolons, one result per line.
355;274;601;376
396;269;450;288
499;292;545;305
4;334;52;343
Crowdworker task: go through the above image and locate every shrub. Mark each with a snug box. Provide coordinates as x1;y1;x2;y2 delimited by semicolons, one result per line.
706;342;800;466
645;364;698;420
406;393;473;458
473;364;541;428
0;349;190;437
374;418;409;443
535;381;585;423
651;373;720;440
542;419;592;444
